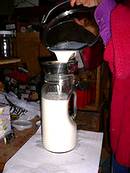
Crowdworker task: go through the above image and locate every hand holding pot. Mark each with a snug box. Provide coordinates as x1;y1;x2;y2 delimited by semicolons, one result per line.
70;0;101;7
41;0;99;50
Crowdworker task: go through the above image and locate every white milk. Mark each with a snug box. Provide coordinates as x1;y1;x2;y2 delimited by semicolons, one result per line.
53;50;76;63
41;97;77;153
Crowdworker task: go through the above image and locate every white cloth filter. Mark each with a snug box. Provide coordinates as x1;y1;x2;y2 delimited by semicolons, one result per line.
53;50;76;63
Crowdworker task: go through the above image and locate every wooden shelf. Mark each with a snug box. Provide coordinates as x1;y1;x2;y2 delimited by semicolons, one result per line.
0;58;21;65
76;111;101;131
79;104;100;112
78;103;104;112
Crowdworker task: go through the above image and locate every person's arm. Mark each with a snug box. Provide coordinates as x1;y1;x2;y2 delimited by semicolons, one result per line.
69;0;117;45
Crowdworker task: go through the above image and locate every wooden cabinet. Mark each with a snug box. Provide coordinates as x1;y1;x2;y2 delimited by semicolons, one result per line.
14;32;50;76
76;62;111;132
77;62;110;112
76;111;102;132
77;65;102;111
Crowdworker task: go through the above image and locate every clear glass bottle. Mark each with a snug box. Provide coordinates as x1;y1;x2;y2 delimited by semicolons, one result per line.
0;31;14;58
41;73;77;153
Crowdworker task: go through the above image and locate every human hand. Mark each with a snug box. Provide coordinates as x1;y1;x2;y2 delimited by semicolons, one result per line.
74;18;98;35
70;0;101;7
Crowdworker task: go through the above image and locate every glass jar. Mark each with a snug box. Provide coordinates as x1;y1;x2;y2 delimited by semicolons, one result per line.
0;31;14;58
41;73;77;153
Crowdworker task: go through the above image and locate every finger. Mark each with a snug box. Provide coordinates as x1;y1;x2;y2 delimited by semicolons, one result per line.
77;0;91;7
76;1;83;5
88;0;99;6
74;19;83;26
70;0;99;7
71;0;86;6
70;0;76;7
82;0;99;7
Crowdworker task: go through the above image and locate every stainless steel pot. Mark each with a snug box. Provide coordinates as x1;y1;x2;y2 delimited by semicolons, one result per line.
40;0;99;51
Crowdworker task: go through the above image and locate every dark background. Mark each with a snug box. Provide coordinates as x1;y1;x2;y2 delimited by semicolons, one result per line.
0;0;14;15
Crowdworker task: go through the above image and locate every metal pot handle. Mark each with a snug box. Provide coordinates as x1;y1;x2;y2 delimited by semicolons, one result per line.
41;0;94;24
41;0;70;24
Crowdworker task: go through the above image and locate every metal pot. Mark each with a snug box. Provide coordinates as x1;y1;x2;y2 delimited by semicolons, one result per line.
40;0;99;51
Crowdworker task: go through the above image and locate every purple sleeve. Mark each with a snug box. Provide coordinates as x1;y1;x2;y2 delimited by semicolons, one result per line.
94;0;116;46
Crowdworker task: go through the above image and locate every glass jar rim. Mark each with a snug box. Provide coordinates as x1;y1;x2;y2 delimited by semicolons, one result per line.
44;73;75;83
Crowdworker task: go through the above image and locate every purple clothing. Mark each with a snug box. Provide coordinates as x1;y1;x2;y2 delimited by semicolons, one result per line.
94;0;116;46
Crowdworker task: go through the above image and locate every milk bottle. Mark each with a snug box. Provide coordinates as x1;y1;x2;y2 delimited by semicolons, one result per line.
41;73;77;153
